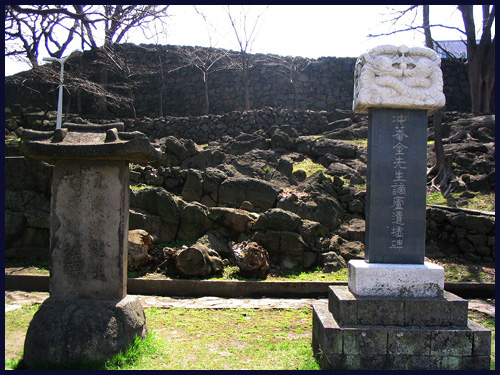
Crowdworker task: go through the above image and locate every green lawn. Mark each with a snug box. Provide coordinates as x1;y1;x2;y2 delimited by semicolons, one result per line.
5;304;495;370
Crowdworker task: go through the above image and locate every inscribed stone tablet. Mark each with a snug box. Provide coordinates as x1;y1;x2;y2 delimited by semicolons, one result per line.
365;108;427;264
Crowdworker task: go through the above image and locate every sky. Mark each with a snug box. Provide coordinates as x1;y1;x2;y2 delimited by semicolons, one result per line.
4;5;489;76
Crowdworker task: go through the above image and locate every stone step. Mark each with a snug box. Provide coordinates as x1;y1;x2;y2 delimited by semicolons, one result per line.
313;300;491;370
328;286;469;327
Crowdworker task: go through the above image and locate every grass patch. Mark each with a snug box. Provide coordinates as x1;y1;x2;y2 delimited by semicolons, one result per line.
142;308;319;370
5;305;494;370
5;258;50;275
427;191;495;212
268;265;348;282
11;332;160;370
5;307;320;370
465;192;495;211
292;158;326;177
345;139;368;147
428;256;495;283
5;304;41;334
130;184;152;191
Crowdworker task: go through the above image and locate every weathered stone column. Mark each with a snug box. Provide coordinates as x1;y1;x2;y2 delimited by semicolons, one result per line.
312;45;491;370
19;123;161;367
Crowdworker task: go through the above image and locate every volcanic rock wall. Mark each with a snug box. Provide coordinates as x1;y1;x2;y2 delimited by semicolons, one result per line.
5;44;476;118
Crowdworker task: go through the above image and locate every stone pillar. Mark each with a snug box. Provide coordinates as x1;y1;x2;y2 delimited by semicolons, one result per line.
312;45;491;370
19;123;161;367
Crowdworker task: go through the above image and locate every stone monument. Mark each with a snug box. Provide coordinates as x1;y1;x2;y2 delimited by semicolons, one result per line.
312;45;491;370
19;123;161;367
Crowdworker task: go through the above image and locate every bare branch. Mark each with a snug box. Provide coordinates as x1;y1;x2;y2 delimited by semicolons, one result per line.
6;4;95;23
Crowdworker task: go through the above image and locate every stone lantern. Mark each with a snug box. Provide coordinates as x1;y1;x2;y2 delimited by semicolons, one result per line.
19;123;161;367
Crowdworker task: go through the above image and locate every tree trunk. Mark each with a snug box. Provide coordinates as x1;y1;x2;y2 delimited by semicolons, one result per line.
175;243;223;278
231;240;269;279
203;72;210;115
427;110;457;195
459;5;495;114
158;86;163;117
293;81;299;110
242;52;250;111
468;55;483;114
481;39;495;113
423;5;434;49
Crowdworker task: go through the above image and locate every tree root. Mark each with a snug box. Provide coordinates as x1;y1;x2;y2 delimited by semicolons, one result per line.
427;154;460;196
447;130;478;143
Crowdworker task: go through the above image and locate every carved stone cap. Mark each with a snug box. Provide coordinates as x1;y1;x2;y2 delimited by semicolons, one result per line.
19;123;162;163
352;45;446;115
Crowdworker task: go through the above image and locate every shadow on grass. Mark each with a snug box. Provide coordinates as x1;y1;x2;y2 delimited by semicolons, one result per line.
9;333;156;370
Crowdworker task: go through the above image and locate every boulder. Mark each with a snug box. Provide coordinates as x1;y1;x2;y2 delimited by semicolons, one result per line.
207;206;258;238
130;186;186;243
224;132;269;155
277;191;343;231
252;208;302;232
177;202;210;241
181;169;203;202
181;149;225;170
336;218;366;242
309;138;357;159
293;169;307;182
23;297;147;367
299;219;329;244
218;177;280;210
270;128;293;149
325;117;354;131
319;251;347;273
195;229;231;259
276;157;294;179
463;215;494;234
202;167;227;197
129;209;162;241
161;136;189;161
231;240;270;279
338;241;365;261
326;109;355;123
251;230;308;269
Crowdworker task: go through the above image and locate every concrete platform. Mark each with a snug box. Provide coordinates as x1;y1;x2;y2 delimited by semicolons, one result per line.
328;286;468;327
312;300;491;370
348;260;445;298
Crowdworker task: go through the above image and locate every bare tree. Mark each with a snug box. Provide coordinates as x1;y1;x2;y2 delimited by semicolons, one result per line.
223;5;269;111
458;5;495;114
266;55;312;109
422;5;458;196
5;5;93;67
171;6;238;115
178;46;237;114
369;5;495;114
75;5;170;48
96;44;144;119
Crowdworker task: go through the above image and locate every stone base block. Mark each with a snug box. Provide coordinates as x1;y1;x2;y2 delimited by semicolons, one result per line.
312;301;491;370
329;286;468;326
23;295;148;368
348;260;444;297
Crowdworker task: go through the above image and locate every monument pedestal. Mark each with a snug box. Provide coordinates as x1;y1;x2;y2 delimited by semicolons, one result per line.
23;296;146;367
348;260;444;298
313;44;491;369
19;123;161;367
312;285;491;370
312;260;491;370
